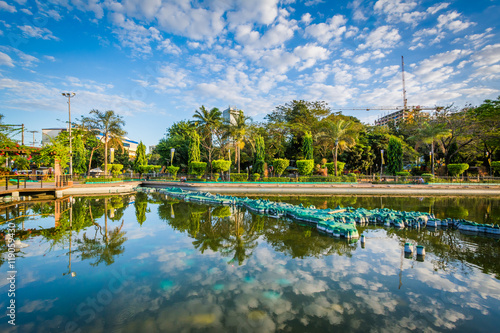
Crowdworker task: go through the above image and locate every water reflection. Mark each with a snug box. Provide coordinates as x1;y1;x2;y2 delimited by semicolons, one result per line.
0;194;499;332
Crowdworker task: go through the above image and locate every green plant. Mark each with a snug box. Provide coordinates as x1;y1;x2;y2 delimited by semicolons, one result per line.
188;131;201;174
212;160;231;173
325;162;345;175
262;177;298;182
109;164;123;176
492;161;500;175
254;135;265;174
252;173;260;181
302;132;313;160
166;166;180;178
387;136;403;175
189;161;207;177
396;171;410;176
347;172;357;182
273;158;290;176
296;159;314;175
230;173;248;181
421;173;434;182
447;163;469;178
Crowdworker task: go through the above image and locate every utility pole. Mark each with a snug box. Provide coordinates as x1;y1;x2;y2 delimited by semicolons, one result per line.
62;93;76;176
28;130;38;147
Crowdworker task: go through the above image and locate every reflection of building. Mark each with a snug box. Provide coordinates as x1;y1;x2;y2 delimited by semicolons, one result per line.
223;106;242;126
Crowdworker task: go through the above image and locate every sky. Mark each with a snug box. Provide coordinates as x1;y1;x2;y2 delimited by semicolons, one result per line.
0;0;499;149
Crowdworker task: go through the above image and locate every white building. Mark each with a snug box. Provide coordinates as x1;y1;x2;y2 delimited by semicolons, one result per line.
223;106;243;126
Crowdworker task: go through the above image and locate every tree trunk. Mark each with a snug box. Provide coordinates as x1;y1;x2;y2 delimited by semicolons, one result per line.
334;146;339;176
431;141;435;177
104;134;109;176
88;147;96;177
237;144;241;173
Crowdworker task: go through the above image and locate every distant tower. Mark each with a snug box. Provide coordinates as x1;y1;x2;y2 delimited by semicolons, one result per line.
223;106;242;126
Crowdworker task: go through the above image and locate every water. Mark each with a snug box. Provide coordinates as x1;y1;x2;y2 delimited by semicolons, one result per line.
1;193;499;332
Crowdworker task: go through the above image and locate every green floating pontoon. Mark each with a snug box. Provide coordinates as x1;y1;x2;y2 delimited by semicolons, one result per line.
136;187;500;239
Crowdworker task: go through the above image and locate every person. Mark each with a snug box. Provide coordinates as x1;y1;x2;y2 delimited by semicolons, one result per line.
419;177;424;184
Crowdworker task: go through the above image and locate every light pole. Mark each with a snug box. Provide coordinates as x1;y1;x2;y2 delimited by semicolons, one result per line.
170;148;175;165
228;148;231;182
62;93;76;177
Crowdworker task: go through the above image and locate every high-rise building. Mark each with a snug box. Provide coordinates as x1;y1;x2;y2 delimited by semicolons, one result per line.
223;106;242;126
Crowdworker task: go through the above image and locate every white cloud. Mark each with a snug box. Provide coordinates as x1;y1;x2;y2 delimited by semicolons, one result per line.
0;1;16;13
19;25;59;40
357;26;401;50
227;0;279;26
414;49;471;80
44;55;56;62
353;50;386;64
157;38;182;55
470;43;500;67
110;13;161;54
437;11;474;33
305;15;347;44
20;8;32;15
293;43;330;71
374;0;426;25
0;51;14;67
301;13;312;24
427;2;450;15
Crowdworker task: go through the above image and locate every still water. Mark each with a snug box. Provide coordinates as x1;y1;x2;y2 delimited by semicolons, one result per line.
1;193;499;332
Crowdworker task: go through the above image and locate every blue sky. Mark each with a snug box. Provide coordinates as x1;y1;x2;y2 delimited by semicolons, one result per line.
0;0;499;149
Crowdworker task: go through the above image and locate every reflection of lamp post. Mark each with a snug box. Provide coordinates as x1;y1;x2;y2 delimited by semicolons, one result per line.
380;149;384;177
228;149;231;182
170;148;175;165
61;93;76;177
63;199;76;277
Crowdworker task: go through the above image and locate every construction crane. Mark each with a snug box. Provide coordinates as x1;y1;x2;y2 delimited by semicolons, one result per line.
330;106;439;112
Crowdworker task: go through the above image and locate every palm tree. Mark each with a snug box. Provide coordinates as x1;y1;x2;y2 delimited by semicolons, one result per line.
193;106;222;176
409;122;451;176
82;110;126;175
320;119;358;176
223;110;250;173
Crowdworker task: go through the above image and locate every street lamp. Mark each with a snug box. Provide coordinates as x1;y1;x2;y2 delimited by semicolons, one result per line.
170;148;175;165
228;148;231;182
62;92;76;177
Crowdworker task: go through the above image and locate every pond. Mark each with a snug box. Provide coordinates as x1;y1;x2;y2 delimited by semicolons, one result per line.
1;193;499;332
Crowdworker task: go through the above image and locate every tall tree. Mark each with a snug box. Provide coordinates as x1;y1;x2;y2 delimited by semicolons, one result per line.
193;106;222;175
320;119;358;176
82;110;126;175
188;130;201;174
302;131;313;160
387;136;403;175
134;141;147;174
254;135;265;174
409;121;451;176
224;110;250;173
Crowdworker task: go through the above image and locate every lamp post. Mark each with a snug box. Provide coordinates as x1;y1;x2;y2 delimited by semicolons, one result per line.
62;93;76;177
228;148;231;182
170;148;175;166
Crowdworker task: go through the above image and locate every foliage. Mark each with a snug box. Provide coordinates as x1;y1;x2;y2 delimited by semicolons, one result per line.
133;141;148;174
251;173;260;181
193;106;222;173
254;135;265;174
302;131;313;160
387;136;403;175
296;159;314;175
212;159;231;173
262;177;298;182
156;121;196;169
447;163;469;177
325;162;345;175
189;161;206;177
109;164;123;176
188;130;201;169
229;173;248;181
73;133;88;174
166;166;180;177
492;161;500;175
273;158;290;176
396;171;411;176
12;156;29;170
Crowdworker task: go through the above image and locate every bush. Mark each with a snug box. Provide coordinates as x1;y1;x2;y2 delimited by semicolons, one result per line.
347;173;357;182
396;171;410;176
85;177;121;183
421;173;434;182
273;158;289;176
212;160;231;173
189;162;207;177
296;159;314;175
410;167;424;176
166;166;180;178
230;173;248;181
251;173;260;181
490;161;500;175
447;163;469;178
325;162;345;176
262;177;298;182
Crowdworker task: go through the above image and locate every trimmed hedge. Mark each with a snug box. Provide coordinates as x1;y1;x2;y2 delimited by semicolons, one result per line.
262;177;298;182
325;162;345;176
230;173;248;181
447;163;469;177
189;161;207;177
166;166;180;178
296;159;314;175
212;160;231;173
273;158;290;176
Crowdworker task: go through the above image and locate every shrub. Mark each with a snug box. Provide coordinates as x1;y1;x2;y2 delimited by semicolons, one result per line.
447;163;469;178
347;173;357;182
396;171;410;176
262;177;298;182
410;166;424;176
421;173;434;182
189;162;207;177
296;159;314;175
490;161;500;175
325;162;345;176
166;166;179;178
299;176;342;182
273;158;289;176
230;173;248;181
212;160;231;173
251;173;260;181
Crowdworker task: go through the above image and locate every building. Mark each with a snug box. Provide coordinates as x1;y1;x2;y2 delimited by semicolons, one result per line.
41;127;139;157
223;106;243;126
149;145;156;154
374;108;430;126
